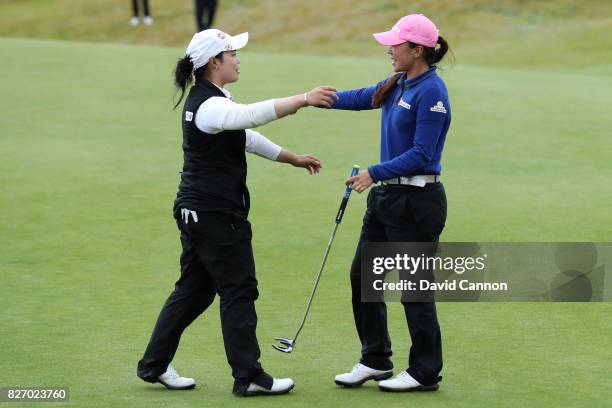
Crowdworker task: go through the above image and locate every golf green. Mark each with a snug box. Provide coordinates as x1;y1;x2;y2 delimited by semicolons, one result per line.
1;37;610;407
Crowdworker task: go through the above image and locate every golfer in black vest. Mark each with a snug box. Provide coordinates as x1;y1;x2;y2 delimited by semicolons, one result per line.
137;29;337;396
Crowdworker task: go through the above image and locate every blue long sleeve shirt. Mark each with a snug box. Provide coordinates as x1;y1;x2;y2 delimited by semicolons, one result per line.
330;68;451;182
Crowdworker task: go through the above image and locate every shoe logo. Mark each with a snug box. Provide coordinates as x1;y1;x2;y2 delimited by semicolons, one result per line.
185;111;193;122
398;99;411;110
217;32;226;39
430;101;447;113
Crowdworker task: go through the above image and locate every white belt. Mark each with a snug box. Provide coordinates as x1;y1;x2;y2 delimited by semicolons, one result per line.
382;175;440;187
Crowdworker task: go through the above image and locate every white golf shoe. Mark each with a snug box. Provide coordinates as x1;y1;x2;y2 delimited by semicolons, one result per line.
243;378;294;396
129;17;140;26
157;363;196;390
334;363;393;387
378;371;439;392
143;16;154;26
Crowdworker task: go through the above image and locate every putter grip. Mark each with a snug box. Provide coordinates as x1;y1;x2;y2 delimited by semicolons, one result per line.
335;165;360;224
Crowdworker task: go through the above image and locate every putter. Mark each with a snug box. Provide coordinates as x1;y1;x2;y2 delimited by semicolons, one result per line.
273;165;360;353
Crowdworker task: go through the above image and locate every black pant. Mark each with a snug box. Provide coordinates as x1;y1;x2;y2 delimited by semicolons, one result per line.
350;183;447;386
194;0;218;31
131;0;150;17
137;211;272;395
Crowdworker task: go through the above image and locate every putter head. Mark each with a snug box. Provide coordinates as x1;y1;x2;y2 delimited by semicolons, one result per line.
272;337;295;353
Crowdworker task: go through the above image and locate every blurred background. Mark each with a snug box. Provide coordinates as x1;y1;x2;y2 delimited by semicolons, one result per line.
1;0;612;68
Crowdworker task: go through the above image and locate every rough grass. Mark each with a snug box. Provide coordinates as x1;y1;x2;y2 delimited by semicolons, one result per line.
1;0;612;67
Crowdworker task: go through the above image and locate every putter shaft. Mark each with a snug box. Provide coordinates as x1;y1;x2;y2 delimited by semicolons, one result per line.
291;222;340;343
273;165;360;353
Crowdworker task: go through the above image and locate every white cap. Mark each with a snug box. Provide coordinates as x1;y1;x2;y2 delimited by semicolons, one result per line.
186;29;249;70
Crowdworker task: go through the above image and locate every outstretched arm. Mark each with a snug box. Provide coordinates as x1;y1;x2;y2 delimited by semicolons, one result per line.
330;85;378;111
327;78;389;111
196;86;338;134
273;86;338;117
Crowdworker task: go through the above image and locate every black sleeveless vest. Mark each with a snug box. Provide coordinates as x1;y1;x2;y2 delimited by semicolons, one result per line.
173;79;249;216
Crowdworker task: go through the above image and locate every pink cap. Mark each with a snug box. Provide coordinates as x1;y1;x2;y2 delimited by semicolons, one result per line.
373;14;439;48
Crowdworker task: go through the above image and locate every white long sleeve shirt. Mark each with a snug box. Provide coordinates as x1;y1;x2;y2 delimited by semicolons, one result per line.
194;85;282;160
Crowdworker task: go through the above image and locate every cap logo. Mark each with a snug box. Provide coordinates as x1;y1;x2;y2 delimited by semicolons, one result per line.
217;32;226;39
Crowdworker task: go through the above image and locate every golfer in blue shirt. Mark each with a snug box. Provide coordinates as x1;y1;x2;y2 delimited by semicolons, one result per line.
331;14;451;392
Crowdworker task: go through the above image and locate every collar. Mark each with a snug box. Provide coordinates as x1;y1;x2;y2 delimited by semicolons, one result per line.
195;78;232;99
211;82;232;99
400;67;437;88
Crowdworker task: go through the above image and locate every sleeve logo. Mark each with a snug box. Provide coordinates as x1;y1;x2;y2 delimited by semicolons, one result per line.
430;101;447;113
185;111;194;122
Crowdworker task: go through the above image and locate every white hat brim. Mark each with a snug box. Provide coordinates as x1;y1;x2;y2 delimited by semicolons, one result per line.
228;32;249;51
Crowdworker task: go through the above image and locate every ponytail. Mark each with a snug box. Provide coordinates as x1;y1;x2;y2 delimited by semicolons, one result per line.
172;52;226;109
428;36;449;67
415;35;450;68
371;73;402;108
173;55;194;110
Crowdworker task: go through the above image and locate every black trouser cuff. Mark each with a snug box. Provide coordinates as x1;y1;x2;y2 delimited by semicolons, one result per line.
137;359;168;383
406;368;442;386
232;371;273;395
360;357;393;371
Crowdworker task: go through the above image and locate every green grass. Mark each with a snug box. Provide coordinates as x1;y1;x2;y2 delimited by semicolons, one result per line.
1;36;611;407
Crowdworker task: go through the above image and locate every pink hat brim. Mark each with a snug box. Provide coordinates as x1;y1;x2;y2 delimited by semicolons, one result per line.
372;31;406;46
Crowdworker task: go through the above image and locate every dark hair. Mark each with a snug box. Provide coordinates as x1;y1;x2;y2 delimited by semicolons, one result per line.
371;36;450;108
172;52;224;109
371;73;402;109
411;35;449;68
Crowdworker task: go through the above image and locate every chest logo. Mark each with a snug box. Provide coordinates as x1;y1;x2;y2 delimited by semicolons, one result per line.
185;111;194;122
398;99;411;110
430;101;447;113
